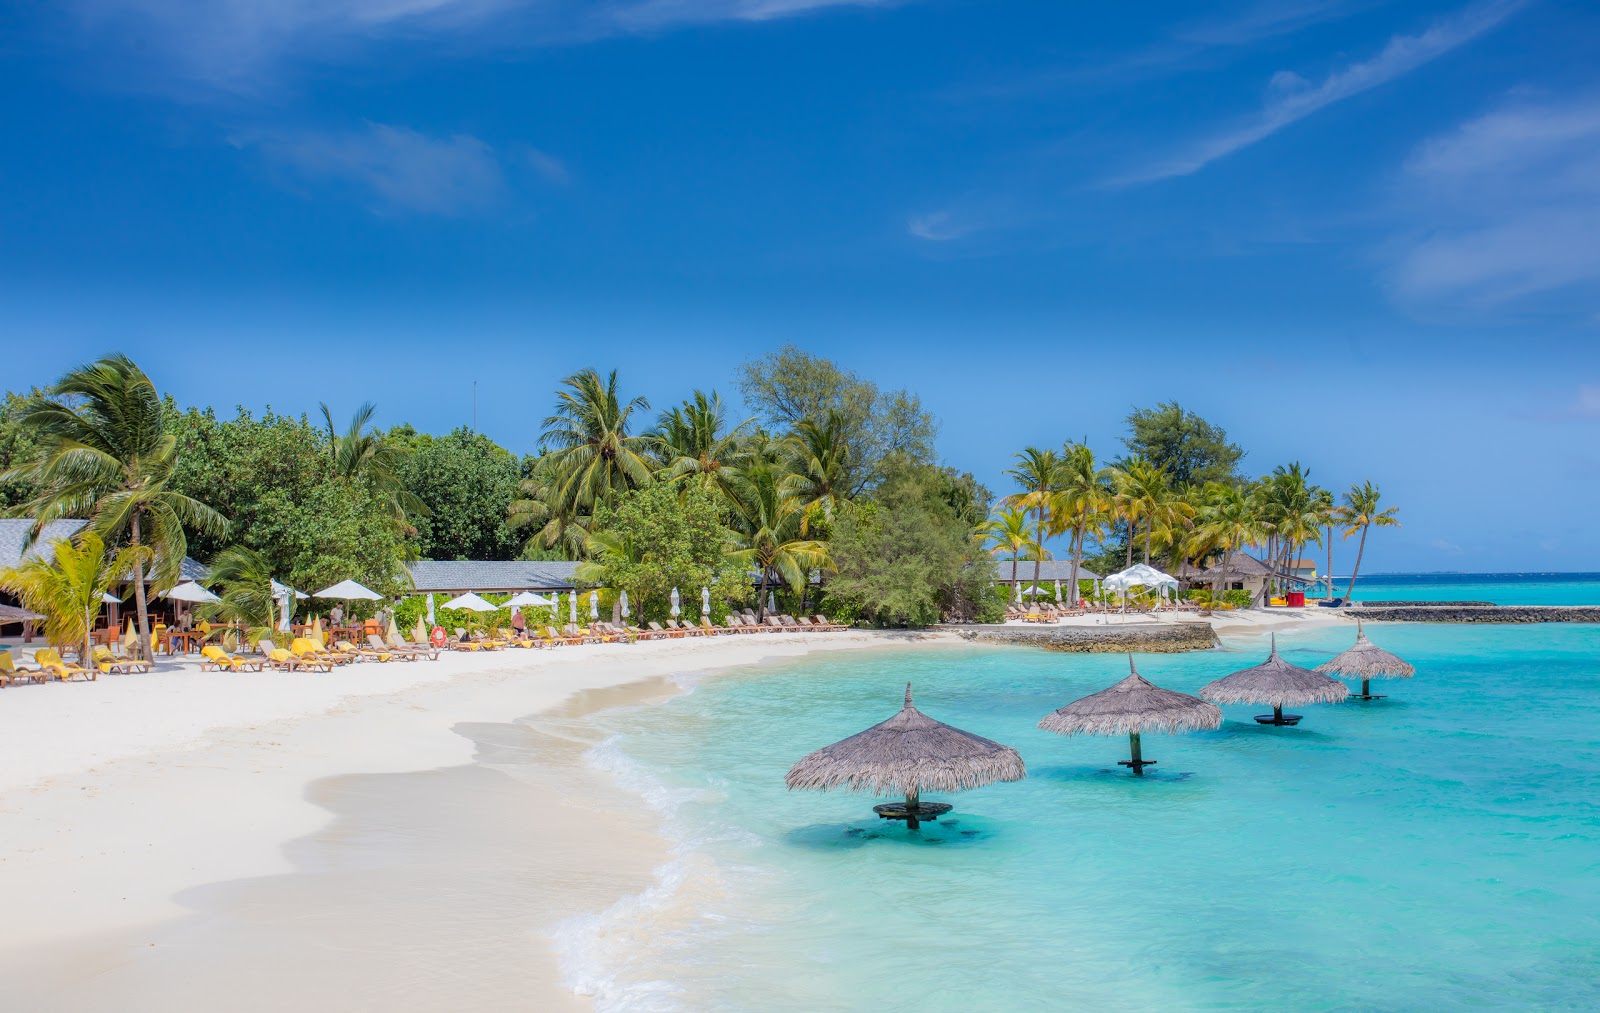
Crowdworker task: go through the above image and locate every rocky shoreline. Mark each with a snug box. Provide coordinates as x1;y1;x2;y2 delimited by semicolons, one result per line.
949;623;1220;653
1344;606;1600;623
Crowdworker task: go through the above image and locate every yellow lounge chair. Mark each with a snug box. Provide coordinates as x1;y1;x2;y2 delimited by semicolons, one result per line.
292;637;348;667
93;646;149;675
0;651;44;686
337;639;395;662
201;645;264;672
35;648;95;682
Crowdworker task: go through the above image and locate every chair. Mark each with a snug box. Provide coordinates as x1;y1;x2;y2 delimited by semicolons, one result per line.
93;646;149;674
337;639;396;663
293;637;353;666
35;648;95;682
369;635;420;661
0;650;44;686
390;633;440;660
201;645;265;672
811;615;845;631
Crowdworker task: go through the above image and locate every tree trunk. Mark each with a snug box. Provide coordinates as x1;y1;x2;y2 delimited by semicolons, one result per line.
1069;517;1085;606
1143;518;1152;564
1326;525;1334;599
1346;524;1370;603
1124;519;1133;567
130;513;154;665
1032;500;1044;605
756;566;771;622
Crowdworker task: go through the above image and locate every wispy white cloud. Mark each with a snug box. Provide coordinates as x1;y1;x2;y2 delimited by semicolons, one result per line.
1385;93;1600;312
67;0;902;93
237;122;506;215
1115;0;1525;185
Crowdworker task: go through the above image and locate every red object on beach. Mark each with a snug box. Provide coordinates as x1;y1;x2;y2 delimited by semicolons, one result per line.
430;626;447;647
1287;592;1306;607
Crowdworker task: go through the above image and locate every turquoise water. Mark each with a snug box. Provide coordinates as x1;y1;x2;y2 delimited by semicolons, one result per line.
1335;572;1600;605
584;624;1600;1010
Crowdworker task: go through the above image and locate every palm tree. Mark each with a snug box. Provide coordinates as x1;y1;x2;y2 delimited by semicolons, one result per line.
1192;483;1259;614
7;355;226;663
1004;448;1061;602
199;545;281;638
539;369;654;524
651;390;751;503
319;401;427;533
783;412;853;536
1053;442;1107;602
0;532;150;666
979;507;1032;594
1334;481;1400;603
1315;488;1335;599
725;460;831;620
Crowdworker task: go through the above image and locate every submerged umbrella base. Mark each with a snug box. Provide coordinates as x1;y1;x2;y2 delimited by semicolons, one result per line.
1117;758;1157;773
873;801;953;830
1254;713;1303;725
1348;693;1387;701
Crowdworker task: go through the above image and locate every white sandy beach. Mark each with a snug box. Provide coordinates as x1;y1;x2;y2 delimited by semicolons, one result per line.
0;610;1344;1010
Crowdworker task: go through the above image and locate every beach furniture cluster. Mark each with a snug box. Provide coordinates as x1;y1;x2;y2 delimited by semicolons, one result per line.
788;626;1416;828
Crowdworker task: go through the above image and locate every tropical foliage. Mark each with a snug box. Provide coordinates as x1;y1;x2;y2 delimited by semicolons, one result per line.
0;532;150;662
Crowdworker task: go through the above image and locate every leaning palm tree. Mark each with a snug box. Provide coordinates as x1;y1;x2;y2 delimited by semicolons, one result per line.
0;532;150;666
979;507;1033;595
725;460;831;620
1334;481;1400;603
198;545;281;638
539;369;654;526
1004;448;1062;603
6;355;227;663
320;401;427;533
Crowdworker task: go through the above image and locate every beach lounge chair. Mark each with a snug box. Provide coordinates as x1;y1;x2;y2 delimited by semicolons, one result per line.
0;650;44;686
811;615;845;631
293;637;352;666
338;639;396;662
201;645;264;672
698;617;729;635
368;635;419;661
93;646;149;674
648;621;682;639
35;648;95;681
390;633;440;660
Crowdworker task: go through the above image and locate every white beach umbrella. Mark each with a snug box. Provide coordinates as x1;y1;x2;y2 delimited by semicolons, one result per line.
101;591;122;604
314;579;381;601
1014;579;1022;603
507;591;553;608
444;592;497;612
1054;579;1062;603
619;590;630;618
426;593;436;626
767;591;777;614
670;587;681;617
701;586;710;616
163;580;221;604
589;591;599;620
569;591;577;624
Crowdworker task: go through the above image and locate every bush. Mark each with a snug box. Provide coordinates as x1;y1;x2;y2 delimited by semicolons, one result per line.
1184;588;1252;610
972;583;1009;624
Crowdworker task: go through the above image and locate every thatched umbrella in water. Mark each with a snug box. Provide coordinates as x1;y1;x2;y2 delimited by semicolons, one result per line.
1038;655;1221;774
1315;621;1415;700
1200;634;1349;726
786;683;1026;829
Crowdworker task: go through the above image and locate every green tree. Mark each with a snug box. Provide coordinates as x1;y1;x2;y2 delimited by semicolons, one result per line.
320;401;427;535
1053;441;1108;595
8;355;226;663
979;506;1032;588
0;390;43;510
199;545;282;638
1192;483;1261;614
650;391;751;504
400;427;521;560
577;483;747;623
1334;481;1400;603
0;532;151;665
1003;447;1062;599
725;458;831;620
782;412;853;536
1122;402;1244;486
825;458;990;626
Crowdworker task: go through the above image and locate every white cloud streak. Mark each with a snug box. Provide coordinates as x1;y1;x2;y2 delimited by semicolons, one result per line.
1386;93;1600;312
68;0;901;92
239;122;506;215
1115;0;1525;185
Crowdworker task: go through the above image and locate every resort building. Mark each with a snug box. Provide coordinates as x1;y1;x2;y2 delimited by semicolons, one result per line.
406;560;582;597
992;560;1102;597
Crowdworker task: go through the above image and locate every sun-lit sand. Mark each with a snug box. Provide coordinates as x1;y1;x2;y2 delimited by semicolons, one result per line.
0;612;1338;1009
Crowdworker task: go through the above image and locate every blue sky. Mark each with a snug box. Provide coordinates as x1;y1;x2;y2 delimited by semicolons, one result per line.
4;0;1599;571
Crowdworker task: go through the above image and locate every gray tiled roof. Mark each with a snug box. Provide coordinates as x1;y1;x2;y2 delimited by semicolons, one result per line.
407;559;582;592
0;518;208;580
992;559;1102;582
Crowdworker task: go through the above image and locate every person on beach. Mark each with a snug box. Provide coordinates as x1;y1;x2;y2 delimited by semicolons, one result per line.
330;604;344;626
511;608;527;640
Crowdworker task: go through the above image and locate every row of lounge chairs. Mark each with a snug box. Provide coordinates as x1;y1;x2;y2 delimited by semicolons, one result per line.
1005;598;1203;623
449;612;849;649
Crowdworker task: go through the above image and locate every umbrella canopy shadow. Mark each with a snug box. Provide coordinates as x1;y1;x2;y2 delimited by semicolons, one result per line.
784;817;993;850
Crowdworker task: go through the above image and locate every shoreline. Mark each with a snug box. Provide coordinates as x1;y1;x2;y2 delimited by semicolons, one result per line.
0;612;1352;1008
0;631;952;1009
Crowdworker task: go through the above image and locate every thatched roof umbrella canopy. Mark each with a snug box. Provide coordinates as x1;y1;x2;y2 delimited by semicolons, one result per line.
1038;655;1221;774
786;683;1025;828
1200;634;1349;726
1315;621;1415;700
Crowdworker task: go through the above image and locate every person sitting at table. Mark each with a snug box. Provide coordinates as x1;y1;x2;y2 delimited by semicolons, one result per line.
330;604;344;626
511;608;527;640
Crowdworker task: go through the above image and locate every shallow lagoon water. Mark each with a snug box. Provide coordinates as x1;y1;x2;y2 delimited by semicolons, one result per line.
584;623;1600;1010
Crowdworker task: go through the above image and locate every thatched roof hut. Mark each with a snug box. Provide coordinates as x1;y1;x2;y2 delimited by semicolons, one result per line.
1200;634;1349;725
1038;656;1221;773
1315;621;1415;700
786;683;1024;826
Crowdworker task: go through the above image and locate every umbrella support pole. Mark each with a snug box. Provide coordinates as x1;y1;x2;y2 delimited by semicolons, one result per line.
873;792;953;831
1254;705;1304;726
1348;678;1387;701
1117;732;1156;775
